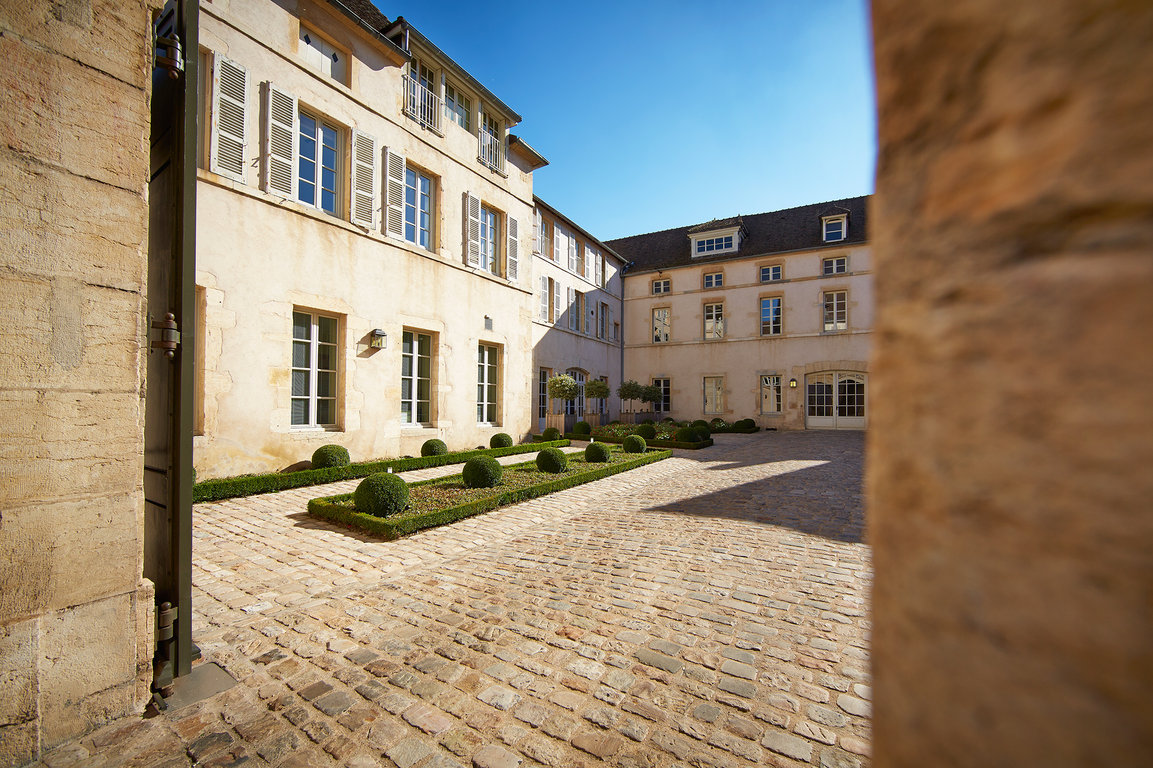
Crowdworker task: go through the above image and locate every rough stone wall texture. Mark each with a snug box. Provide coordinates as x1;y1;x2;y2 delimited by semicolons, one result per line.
0;1;160;765
869;1;1153;766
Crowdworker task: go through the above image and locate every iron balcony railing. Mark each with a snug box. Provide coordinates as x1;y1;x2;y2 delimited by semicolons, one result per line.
402;75;442;134
478;129;506;174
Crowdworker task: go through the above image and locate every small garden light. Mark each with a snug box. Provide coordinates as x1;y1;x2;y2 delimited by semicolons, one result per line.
370;329;387;349
789;378;798;388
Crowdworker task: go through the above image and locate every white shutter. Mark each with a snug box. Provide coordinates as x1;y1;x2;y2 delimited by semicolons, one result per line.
539;276;549;320
533;209;541;254
262;82;296;196
211;56;248;182
552;280;561;324
568;236;577;273
608;307;615;340
464;192;481;266
585;299;592;335
383;148;406;238
506;216;519;282
567;286;576;330
584;245;594;281
595;252;603;287
553;228;561;263
350;130;376;228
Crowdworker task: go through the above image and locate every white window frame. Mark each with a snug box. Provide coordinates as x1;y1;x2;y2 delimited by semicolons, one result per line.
652;307;670;343
760;264;783;283
291;310;339;429
652;279;670;295
538;368;550;419
823;256;848;275
703;272;723;289
704;302;725;339
823;215;847;242
298;110;342;216
690;227;741;258
401;330;432;426
564;369;586;416
760;375;782;415
444;81;471;131
703;376;724;415
760;296;783;336
403;166;435;250
823;290;848;332
479;204;500;275
653;377;671;413
477;343;500;425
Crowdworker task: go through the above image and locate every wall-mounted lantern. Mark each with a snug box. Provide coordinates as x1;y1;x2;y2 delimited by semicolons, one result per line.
789;378;798;389
370;329;387;349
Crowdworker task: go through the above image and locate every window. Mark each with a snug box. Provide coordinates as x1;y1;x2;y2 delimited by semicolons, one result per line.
703;272;723;289
652;279;670;295
298;112;340;216
538;368;549;419
538;217;553;258
404;60;440;132
299;26;346;84
477;344;499;424
696;235;733;254
823;215;847;242
479;112;504;173
760;264;783;282
653;378;671;413
704;377;724;414
760;297;782;336
652;308;670;343
445;82;471;131
480;205;500;274
599;302;610;340
760;375;782;415
593;376;608;415
704;303;725;339
564;369;585;416
401;331;432;425
823;291;848;331
823;256;848;275
291;311;338;428
404;167;434;249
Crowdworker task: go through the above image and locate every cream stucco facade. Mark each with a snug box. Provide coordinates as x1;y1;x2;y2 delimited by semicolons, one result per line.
194;1;545;478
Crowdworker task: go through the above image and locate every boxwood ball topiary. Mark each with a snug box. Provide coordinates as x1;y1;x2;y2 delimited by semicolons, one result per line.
674;426;697;442
692;419;709;428
695;424;712;438
572;421;591;435
536;446;568;473
541;427;561;441
490;432;513;448
354;472;409;517
462;456;503;488
636;423;657;440
584;442;612;462
311;444;350;469
421;438;448;457
623;435;647;453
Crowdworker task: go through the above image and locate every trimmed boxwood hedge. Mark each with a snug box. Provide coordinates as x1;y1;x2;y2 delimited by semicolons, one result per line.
193;440;570;503
635;423;657;440
578;433;713;450
584;442;611;462
354;472;409;517
308;449;672;540
541;427;562;441
489;432;513;448
421;439;448;457
536;447;569;473
312;444;350;469
572;421;592;435
623;435;647;453
462;456;503;488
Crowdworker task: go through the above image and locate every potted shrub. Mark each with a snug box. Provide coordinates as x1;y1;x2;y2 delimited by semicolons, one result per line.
584;378;610;427
617;379;644;422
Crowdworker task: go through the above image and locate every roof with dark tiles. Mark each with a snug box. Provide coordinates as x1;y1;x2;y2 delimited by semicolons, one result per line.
606;195;870;274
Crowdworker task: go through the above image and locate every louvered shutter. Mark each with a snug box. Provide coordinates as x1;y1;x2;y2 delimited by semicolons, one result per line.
553;228;561;263
539;276;549;320
506;216;519;282
262;82;296;196
383;148;406;238
211;56;247;182
608;307;615;340
464;192;481;266
532;209;542;254
567;287;577;330
584;245;594;281
585;299;592;334
568;237;577;273
552;280;561;324
350;131;376;229
595;252;603;287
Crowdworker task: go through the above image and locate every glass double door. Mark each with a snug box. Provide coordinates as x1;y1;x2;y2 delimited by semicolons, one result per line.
805;372;867;429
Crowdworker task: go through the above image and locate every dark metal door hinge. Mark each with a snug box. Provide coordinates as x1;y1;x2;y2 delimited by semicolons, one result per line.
150;312;181;360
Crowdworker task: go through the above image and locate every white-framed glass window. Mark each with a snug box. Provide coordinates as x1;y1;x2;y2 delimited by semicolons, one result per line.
594;376;608;415
298;112;340;216
696;235;733;255
477;344;499;424
479;205;500;274
823;256;848;275
539;218;552;259
444;82;471;131
652;278;670;295
760;375;782;415
652;307;670;343
823;291;848;331
599;302;609;339
703;272;723;289
479;112;504;172
704;376;724;414
538;368;549;418
704;302;725;339
404;167;434;249
400;330;432;425
299;26;346;84
760;264;783;282
823;215;847;242
564;369;585;416
291;311;338;428
653;377;671;413
760;297;783;336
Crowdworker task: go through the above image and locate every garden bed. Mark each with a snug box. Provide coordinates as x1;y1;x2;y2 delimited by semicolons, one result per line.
308;447;672;540
193;440;571;503
563;433;714;450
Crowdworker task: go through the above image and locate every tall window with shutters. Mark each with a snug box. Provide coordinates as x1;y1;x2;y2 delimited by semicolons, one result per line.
210;55;247;183
298;112;341;216
463;195;517;281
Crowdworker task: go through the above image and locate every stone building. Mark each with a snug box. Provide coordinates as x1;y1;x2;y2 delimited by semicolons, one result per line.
607;196;872;429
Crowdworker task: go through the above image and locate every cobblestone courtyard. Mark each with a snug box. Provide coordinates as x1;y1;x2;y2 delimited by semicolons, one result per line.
40;431;870;768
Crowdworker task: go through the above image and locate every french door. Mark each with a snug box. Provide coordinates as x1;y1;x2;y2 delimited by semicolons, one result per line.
805;372;867;429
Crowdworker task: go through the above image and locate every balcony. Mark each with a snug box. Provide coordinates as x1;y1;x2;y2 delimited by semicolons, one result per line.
478;129;506;175
402;75;442;135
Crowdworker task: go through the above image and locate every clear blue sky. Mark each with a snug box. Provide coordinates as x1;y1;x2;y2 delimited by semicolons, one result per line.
376;1;876;240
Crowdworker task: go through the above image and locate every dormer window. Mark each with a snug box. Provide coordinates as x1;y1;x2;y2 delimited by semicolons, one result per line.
696;236;733;255
689;225;742;258
823;214;847;242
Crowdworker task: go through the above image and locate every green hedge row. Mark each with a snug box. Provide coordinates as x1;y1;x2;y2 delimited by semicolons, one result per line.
308;449;673;540
563;433;714;450
709;425;760;434
193;440;571;503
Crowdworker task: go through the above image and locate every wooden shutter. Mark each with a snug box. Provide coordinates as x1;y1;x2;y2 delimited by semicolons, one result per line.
567;286;576;330
568;236;577;273
595;252;603;286
539;276;549;320
532;209;541;254
553;227;561;263
211;56;247;182
506;216;519;282
262;81;296;196
383;148;405;238
585;298;593;334
464;192;481;266
552;279;561;324
584;245;594;281
350;130;376;228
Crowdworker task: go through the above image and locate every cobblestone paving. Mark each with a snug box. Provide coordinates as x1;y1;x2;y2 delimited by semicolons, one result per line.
39;432;870;768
